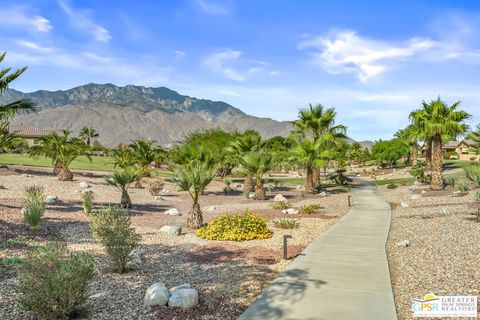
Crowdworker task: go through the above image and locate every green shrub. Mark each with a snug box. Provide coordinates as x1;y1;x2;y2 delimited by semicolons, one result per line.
265;182;275;192
17;242;94;319
458;183;469;194
23;186;46;230
328;169;352;185
444;176;457;187
271;200;291;210
81;191;94;215
89;206;141;272
196;211;272;241
464;165;480;186
409;162;425;182
1;256;24;264
272;218;300;229
386;183;398;189
148;179;164;196
475;190;480;202
299;204;323;214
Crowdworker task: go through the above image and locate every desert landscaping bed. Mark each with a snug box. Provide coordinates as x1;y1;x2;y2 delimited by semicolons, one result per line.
0;166;350;319
379;184;480;319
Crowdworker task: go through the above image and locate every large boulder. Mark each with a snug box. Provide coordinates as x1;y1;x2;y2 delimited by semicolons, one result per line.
168;288;199;308
127;248;145;269
160;225;182;236
169;283;192;294
165;208;179;216
144;283;170;306
273;194;287;202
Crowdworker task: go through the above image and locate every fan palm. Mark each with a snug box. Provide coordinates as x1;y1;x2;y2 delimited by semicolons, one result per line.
227;132;262;191
0;122;25;151
289;140;327;194
110;148;136;169
129;139;164;187
105;169;138;208
467;125;480;155
29;133;90;181
395;124;421;166
79;127;98;146
410;97;470;190
239;151;273;200
173;146;216;228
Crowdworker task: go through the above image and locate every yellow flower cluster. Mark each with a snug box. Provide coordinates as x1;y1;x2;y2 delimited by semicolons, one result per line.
196;212;272;241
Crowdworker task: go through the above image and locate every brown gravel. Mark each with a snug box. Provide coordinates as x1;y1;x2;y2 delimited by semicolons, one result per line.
378;183;480;320
0;166;350;320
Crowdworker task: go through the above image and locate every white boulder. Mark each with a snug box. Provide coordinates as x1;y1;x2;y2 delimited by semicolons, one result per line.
79;181;90;189
318;191;327;197
248;192;255;199
273;194;287;202
127;248;145;269
282;208;299;215
160;225;182;236
203;205;216;212
395;240;410;247
46;196;59;205
410;194;422;200
168;288;199;308
400;202;409;208
144;283;170;306
165;208;179;216
169;283;192;294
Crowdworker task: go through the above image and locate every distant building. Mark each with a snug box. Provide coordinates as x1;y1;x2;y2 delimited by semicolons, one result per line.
7;124;63;146
420;139;479;161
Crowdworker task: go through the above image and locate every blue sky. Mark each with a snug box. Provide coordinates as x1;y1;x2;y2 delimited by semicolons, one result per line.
1;0;479;141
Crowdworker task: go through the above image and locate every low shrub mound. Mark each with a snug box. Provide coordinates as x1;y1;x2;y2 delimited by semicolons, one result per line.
271;200;291;210
17;242;94;319
196;211;272;241
148;179;164;196
23;185;46;230
386;183;398;189
272;218;300;229
299;204;323;214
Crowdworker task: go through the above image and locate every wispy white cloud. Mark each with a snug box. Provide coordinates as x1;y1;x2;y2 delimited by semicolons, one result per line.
175;50;187;60
58;0;111;42
299;30;435;82
0;6;52;33
194;0;230;15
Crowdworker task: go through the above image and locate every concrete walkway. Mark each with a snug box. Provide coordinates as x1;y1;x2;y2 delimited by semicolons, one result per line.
238;181;398;320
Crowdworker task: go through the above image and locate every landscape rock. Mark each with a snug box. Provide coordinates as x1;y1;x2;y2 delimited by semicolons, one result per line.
400;202;409;208
168;289;199;308
273;194;287;202
408;185;417;191
203;205;216;212
421;190;427;194
46;196;59;204
169;283;192;294
413;181;422;186
395;240;410;247
127;248;146;269
440;208;451;216
144;283;170;307
155;196;164;200
318;191;327;197
282;208;299;215
441;231;454;241
162;189;170;193
410;194;422;200
21;174;33;178
165;208;179;215
79;181;90;189
248;192;255;199
160;225;182;236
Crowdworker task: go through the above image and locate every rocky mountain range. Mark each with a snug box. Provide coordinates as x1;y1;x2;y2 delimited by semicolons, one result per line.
2;83;291;146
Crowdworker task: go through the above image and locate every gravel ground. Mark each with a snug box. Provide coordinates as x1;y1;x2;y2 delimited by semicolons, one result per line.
0;166;350;320
378;183;480;320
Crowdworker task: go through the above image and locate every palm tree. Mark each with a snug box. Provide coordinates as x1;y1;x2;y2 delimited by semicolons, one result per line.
239;151;273;200
173;147;216;228
289;140;326;194
130;139;164;187
79;127;98;146
29;133;90;181
467;125;480;156
227;132;262;191
110;148;136;169
410;97;471;190
291;103;347;185
105;169;138;208
395;124;421;166
0;122;25;152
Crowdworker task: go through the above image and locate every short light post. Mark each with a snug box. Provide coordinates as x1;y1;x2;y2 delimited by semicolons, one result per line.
283;234;292;260
348;195;352;206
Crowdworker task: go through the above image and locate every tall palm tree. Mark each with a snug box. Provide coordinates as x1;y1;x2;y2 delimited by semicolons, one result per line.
173;146;216;228
79;127;98;147
129;139;164;187
227;132;262;191
105;169;138;208
239;151;273;200
290;103;347;185
29;133;90;181
395;124;421;166
410;97;471;190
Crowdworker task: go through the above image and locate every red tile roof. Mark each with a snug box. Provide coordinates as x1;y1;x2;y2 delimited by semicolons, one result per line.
7;124;63;137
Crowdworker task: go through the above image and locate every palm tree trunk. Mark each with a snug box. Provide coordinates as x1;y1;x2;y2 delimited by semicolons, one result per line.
312;169;320;185
412;143;418;166
53;162;61;175
58;166;73;181
121;190;132;208
254;177;266;200
431;134;443;191
305;166;314;194
243;175;253;192
187;200;203;229
425;141;432;171
134;178;142;189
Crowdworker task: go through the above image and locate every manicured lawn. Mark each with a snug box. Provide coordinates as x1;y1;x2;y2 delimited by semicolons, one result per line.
372;177;416;186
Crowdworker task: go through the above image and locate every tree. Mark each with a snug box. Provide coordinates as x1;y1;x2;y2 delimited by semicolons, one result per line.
410;97;471;190
227;131;262;191
129;139;163;187
371;139;409;168
467;125;480;156
29;133;90;181
173;146;216;228
79;127;98;147
0;122;26;152
105;169;138;208
239;151;273;200
395;124;421;166
290;103;347;184
110;148;136;169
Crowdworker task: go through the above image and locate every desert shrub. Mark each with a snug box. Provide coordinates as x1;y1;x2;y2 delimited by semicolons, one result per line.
464;165;480;186
265;182;275;192
148;179;164;196
386;183;398;189
272;218;300;229
23;186;46;230
243;188;251;199
17;242;94;319
458;183;469;194
271;200;292;210
313;181;323;194
476;191;480;202
299;204;323;214
328;169;352;185
444;176;457;187
409;162;425;182
81;191;94;215
89;206;141;272
196;211;272;241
